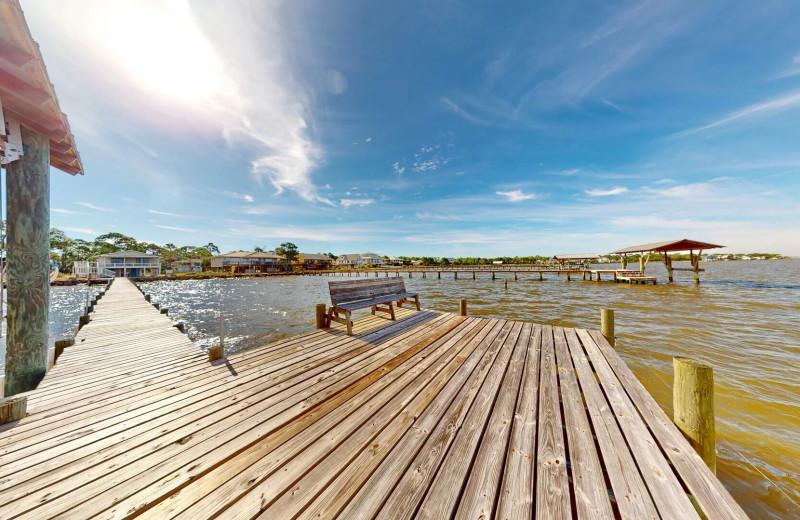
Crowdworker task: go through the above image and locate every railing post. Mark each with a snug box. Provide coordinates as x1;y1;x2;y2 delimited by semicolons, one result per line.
459;298;467;316
209;315;225;361
673;357;716;473
316;303;327;329
601;309;615;346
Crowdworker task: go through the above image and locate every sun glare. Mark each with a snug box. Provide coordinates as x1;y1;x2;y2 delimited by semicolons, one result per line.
94;2;225;103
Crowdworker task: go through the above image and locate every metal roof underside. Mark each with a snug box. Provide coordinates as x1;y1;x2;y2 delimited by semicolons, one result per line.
611;239;724;254
0;0;83;174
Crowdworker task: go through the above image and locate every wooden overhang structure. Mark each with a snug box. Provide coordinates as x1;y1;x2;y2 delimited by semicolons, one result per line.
553;253;600;269
1;0;83;397
611;239;723;285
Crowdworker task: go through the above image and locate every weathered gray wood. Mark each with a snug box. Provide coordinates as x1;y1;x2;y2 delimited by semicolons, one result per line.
535;325;570;519
4;126;50;396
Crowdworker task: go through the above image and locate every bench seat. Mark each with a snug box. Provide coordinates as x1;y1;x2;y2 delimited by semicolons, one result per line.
334;292;419;312
327;279;421;335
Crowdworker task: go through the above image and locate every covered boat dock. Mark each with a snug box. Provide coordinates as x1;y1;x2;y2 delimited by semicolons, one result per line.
611;239;724;285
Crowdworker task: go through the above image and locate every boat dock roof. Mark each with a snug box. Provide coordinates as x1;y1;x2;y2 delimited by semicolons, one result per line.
0;278;747;519
612;238;724;254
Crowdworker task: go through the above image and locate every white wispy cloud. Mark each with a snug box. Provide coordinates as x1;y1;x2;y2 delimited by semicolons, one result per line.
53;208;86;215
340;198;375;208
365;137;372;143
678;89;800;135
441;96;491;125
392;161;405;175
224;191;254;203
148;209;195;218
496;189;536;202
75;201;116;212
155;225;198;233
27;2;325;203
585;186;628;196
653;182;712;198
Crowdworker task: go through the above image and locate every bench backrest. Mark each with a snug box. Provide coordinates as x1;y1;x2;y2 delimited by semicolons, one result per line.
329;278;407;306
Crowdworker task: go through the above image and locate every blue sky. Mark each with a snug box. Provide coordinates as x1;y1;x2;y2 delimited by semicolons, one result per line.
24;0;800;256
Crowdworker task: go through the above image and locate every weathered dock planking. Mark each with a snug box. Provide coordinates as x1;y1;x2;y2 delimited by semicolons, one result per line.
0;278;747;519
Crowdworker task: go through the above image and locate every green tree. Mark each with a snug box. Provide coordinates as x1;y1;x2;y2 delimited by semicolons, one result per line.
254;246;265;253
205;242;220;255
275;242;299;263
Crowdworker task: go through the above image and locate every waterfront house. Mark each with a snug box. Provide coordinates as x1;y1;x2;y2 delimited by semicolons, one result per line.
296;253;334;270
97;250;161;277
336;254;362;267
209;250;282;273
173;258;202;273
336;253;385;267
359;252;385;266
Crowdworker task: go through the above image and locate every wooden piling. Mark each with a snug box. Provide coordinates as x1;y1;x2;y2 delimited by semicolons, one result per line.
601;309;615;346
4;126;50;395
0;396;27;425
315;303;327;329
459;298;467;316
673;357;716;473
208;346;224;362
504;279;508;289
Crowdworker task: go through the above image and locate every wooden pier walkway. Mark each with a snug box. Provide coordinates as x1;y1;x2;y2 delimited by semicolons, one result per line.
0;278;747;519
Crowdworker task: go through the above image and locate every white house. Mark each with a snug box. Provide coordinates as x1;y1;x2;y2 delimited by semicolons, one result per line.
96;250;161;278
336;254;362;267
359;252;385;266
336;253;385;267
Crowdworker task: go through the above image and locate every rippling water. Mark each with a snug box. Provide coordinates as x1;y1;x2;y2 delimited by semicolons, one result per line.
136;260;796;518
0;284;102;372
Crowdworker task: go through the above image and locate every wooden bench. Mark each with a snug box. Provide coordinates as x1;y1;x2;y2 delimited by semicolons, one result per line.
615;270;658;284
326;279;421;335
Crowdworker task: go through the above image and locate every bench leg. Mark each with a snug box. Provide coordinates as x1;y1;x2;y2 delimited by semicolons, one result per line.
397;298;404;308
346;310;353;335
413;295;421;311
326;307;335;328
371;305;377;315
388;301;395;320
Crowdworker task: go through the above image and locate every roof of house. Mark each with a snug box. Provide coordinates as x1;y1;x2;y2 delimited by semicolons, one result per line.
213;250;280;259
337;254;362;261
0;0;82;174
299;253;332;261
611;239;724;255
553;254;600;260
98;250;160;258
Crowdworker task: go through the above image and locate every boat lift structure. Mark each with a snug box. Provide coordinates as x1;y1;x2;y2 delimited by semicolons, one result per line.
611;239;724;285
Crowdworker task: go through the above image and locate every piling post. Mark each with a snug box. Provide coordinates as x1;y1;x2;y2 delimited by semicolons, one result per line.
315;303;327;329
492;272;495;280
539;272;543;281
4;127;50;396
504;279;508;289
514;272;517;280
209;314;225;361
472;271;475;280
673;357;716;473
0;396;27;425
459;298;467;316
600;309;615;346
438;272;441;279
454;272;457;280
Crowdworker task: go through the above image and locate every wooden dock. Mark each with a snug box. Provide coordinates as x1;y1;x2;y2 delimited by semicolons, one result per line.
0;278;747;519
